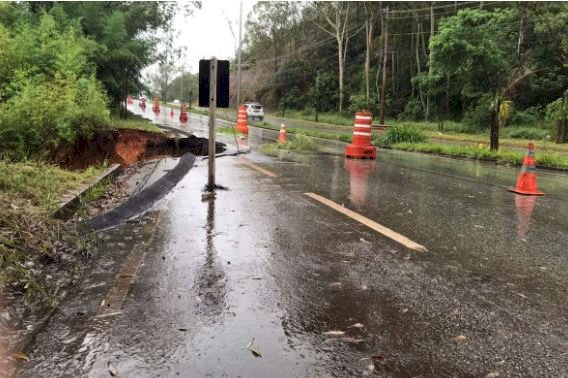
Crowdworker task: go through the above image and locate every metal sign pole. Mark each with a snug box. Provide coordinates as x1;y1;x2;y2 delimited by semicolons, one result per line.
208;58;217;191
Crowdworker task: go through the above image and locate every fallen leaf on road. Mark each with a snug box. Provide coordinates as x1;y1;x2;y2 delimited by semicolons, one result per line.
108;363;118;376
246;337;262;358
324;330;346;336
12;352;30;362
451;308;460;315
454;335;467;342
328;282;342;288
249;347;262;358
348;323;364;329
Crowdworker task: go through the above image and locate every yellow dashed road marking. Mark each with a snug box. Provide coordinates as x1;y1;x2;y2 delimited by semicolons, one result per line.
238;158;277;177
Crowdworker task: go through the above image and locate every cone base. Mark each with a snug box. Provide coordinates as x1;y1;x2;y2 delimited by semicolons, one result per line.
345;145;376;159
236;125;249;134
508;188;545;196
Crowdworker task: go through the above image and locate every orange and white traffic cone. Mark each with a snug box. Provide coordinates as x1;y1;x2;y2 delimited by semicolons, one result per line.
179;103;188;123
278;123;288;143
236;106;249;134
345;111;376;159
170;108;175;118
508;143;545;196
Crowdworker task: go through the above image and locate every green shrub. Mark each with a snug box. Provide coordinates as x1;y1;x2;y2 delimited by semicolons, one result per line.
504;127;549;140
0;75;109;160
463;97;493;129
348;94;378;114
400;99;424;121
509;107;542;126
376;125;427;145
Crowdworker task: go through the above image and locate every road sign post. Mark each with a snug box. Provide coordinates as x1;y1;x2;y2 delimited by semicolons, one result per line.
208;58;217;191
199;58;229;192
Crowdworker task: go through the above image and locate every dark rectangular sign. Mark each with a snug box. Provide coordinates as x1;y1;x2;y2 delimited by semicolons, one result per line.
199;59;230;108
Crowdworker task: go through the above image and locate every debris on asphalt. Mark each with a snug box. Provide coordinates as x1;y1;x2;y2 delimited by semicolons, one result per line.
328;282;342;288
12;352;30;362
108;362;118;376
348;323;364;329
323;330;346;336
246;338;262;358
454;335;468;342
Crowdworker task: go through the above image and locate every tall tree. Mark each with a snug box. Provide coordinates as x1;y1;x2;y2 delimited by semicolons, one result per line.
314;2;352;113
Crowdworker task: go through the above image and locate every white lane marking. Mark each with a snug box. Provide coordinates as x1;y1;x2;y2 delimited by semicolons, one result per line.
304;192;428;252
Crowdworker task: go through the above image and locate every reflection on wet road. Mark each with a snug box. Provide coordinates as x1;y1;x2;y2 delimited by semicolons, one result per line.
19;102;568;377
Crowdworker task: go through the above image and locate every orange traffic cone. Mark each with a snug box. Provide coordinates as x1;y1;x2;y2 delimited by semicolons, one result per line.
345;111;376;159
179;103;188;123
508;143;544;196
170;108;175;118
236;106;249;134
278;123;288;143
152;98;160;113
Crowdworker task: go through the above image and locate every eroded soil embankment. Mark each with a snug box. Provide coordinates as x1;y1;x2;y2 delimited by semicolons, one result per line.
54;129;225;169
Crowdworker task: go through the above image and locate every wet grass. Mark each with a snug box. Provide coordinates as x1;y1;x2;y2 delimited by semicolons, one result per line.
391;143;568;170
111;114;161;133
261;134;320;155
217;126;245;136
0;161;100;214
0;161;101;306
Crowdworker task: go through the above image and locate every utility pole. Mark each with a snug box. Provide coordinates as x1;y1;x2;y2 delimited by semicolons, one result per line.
208;58;217;191
379;7;389;125
236;0;243;108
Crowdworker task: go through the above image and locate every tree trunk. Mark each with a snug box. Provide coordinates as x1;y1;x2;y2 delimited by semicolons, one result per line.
379;8;389;125
365;20;373;103
490;106;499;151
446;74;450;118
426;1;435;121
415;18;426;112
338;35;344;113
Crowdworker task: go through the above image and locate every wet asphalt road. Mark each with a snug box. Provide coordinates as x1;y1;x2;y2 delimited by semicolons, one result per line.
18;102;568;377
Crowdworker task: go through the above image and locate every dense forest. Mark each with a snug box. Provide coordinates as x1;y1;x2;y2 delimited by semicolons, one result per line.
240;1;568;148
0;2;187;160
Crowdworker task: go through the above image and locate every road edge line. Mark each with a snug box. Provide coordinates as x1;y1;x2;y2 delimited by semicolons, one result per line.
304;192;428;253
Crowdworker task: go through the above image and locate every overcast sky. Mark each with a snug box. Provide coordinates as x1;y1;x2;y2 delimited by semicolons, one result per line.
143;0;256;79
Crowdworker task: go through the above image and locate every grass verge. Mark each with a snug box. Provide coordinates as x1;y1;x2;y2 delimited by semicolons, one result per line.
111;113;161;133
217;126;245;136
0;161;101;307
390;143;568;170
261;134;320;156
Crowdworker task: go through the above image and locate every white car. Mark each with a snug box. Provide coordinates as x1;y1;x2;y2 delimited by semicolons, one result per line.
243;102;264;121
173;99;181;105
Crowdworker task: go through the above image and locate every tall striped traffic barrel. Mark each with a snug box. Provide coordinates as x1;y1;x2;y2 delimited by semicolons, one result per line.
345;111;376;159
236;106;249;134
